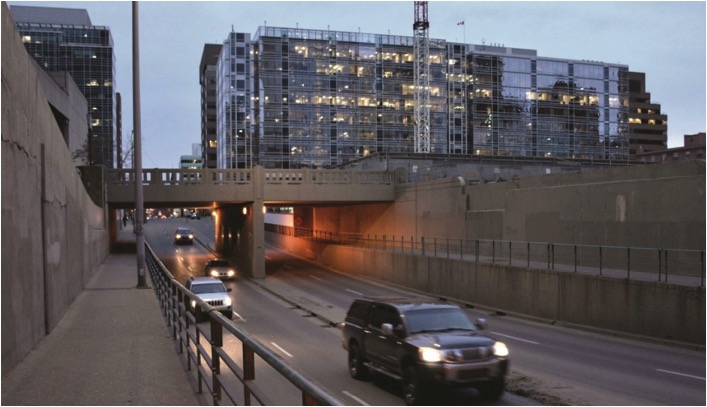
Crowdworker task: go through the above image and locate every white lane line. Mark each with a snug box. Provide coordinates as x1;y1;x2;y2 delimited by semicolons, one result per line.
656;368;705;381
284;264;294;270
271;342;293;358
309;275;323;281
265;256;272;260
345;289;364;296
490;331;540;345
233;311;246;322
342;391;370;406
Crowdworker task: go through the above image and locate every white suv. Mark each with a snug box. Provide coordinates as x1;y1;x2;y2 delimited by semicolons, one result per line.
184;277;233;320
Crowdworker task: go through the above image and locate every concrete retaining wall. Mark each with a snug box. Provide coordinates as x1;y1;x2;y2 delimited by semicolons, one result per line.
313;160;705;251
2;4;110;374
267;233;705;345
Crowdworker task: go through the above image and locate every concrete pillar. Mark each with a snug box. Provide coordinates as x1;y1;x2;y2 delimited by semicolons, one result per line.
250;166;265;279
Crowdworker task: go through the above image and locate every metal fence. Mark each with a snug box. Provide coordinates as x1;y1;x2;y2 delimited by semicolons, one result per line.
267;225;705;287
144;243;343;406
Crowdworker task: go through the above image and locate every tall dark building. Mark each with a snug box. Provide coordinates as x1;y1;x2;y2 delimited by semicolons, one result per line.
627;71;668;157
200;44;222;169
10;5;117;168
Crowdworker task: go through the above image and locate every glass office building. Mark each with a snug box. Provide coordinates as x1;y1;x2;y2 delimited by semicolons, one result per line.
216;26;629;169
11;6;117;168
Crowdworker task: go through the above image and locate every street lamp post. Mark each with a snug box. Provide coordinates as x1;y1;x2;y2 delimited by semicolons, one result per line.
133;2;147;288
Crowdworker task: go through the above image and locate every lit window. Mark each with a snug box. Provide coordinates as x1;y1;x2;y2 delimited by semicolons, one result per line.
22;35;31;43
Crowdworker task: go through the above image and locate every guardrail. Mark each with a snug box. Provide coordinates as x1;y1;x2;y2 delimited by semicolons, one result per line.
267;225;706;287
144;243;343;406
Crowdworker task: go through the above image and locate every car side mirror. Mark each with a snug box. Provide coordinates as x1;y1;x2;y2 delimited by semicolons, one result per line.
475;318;487;330
381;323;394;336
227;288;232;293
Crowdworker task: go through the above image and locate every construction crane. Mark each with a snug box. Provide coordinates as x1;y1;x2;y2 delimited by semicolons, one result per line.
413;1;431;153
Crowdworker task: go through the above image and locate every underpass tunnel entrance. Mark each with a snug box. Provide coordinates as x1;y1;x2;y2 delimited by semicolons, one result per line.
262;202;394;267
214;202;265;279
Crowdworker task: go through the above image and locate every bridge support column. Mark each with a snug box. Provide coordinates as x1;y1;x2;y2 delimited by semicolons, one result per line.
250;166;265;279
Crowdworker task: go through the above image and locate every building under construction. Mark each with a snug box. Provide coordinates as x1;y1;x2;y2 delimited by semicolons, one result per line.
210;22;641;169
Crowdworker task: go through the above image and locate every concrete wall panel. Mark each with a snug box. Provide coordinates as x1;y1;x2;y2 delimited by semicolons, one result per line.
2;4;109;374
267;233;704;344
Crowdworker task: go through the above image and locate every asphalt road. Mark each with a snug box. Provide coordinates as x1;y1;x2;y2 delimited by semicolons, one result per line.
145;217;705;406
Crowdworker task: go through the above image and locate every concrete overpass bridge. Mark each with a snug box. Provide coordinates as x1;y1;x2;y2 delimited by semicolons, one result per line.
107;166;397;207
106;166;398;278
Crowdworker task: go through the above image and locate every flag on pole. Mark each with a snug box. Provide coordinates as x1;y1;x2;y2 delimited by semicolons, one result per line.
457;20;465;26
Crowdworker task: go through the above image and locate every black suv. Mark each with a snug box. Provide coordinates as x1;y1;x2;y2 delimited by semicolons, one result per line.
340;298;509;405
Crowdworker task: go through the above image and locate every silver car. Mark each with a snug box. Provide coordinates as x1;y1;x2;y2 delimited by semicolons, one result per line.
205;258;237;280
184;276;233;320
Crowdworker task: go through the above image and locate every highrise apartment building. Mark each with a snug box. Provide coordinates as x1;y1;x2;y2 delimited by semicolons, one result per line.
10;5;117;168
213;26;633;169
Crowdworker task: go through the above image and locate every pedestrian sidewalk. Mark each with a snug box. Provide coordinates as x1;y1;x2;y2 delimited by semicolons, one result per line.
1;225;206;406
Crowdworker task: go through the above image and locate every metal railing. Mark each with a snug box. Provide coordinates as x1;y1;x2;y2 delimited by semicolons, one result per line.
267;225;705;287
144;243;343;406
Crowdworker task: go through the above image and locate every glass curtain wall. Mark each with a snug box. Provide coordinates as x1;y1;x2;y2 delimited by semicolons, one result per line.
237;27;629;168
18;24;115;167
252;27;448;168
466;51;628;159
217;32;252;169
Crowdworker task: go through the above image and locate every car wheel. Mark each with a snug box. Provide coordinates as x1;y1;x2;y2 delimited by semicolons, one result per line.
477;378;504;401
403;364;424;405
348;343;368;380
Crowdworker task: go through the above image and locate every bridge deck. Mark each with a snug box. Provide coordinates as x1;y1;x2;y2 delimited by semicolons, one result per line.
107;167;397;208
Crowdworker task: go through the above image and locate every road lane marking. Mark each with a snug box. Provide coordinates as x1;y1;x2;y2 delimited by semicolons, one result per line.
656;369;705;381
342;391;369;406
265;256;272;260
284;265;294;270
233;311;246;322
346;289;364;296
309;275;323;281
271;342;293;358
490;331;540;345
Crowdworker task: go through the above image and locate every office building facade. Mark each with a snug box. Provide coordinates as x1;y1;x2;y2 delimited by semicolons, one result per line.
11;5;117;168
200;44;222;169
214;26;632;169
626;71;668;156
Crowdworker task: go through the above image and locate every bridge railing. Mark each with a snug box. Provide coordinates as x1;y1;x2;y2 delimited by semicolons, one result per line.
108;168;394;187
108;168;253;186
144;243;342;406
266;225;705;287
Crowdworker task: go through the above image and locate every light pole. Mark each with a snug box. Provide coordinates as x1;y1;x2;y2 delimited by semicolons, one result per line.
133;2;147;287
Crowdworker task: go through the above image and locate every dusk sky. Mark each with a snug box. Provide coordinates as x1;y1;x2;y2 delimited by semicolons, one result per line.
9;1;706;169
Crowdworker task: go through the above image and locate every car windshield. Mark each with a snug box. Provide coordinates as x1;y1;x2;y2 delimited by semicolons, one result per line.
191;283;226;294
405;308;477;334
177;228;191;234
208;260;230;267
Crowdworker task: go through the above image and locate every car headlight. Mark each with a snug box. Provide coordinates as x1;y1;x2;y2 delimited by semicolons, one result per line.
188;234;194;239
209;270;218;277
419;347;442;363
224;297;232;307
190;300;197;308
176;234;182;239
227;270;235;277
493;341;509;357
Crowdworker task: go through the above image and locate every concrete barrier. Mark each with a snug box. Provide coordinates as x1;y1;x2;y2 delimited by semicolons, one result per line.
267;232;705;345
